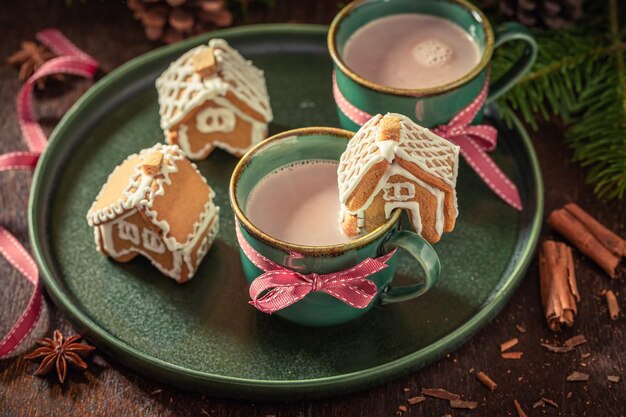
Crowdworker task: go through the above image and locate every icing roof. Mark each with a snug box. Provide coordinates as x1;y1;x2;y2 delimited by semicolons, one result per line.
86;143;217;251
156;38;272;131
338;113;460;204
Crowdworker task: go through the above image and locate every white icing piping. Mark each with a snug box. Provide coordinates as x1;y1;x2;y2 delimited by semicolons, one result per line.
175;97;267;159
155;38;272;131
385;201;422;234
345;161;446;238
87;143;220;254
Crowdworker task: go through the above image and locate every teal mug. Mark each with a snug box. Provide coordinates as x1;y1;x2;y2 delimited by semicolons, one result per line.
229;128;441;327
328;0;538;130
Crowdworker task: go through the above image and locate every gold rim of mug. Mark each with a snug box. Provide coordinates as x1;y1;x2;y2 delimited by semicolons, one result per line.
327;0;495;97
229;127;402;256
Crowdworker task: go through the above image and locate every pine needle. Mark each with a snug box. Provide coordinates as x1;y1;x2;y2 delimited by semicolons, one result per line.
491;0;626;199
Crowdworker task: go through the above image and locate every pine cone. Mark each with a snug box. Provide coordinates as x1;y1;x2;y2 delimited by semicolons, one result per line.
499;0;583;29
128;0;235;44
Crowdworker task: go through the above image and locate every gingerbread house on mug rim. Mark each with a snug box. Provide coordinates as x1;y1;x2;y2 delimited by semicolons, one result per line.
156;38;273;160
338;113;460;243
86;143;220;283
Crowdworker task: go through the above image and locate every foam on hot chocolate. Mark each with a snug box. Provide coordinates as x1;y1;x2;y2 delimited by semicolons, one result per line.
412;39;453;67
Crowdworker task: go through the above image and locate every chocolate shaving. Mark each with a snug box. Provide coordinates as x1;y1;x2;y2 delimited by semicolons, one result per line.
567;371;589;382
540;240;580;330
566;392;573;399
500;337;519;352
514;399;528;417
407;396;426;405
450;399;478;409
542;397;558;408
516;324;527;333
565;334;587;347
476;371;497;391
532;399;544;408
501;351;523;359
547;204;625;278
398;405;407;412
541;343;573;353
606;290;620;320
421;388;460;401
608;375;620;383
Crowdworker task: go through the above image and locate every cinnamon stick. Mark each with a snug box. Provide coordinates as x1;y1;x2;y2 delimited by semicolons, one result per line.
548;206;624;278
540;241;580;331
564;203;626;257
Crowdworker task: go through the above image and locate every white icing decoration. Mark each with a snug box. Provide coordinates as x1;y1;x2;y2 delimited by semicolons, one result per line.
177;124;213;159
195;107;236;133
175;98;267;158
118;220;140;245
142;228;166;254
156;39;272;130
383;182;416;202
385;201;422;234
86;143;220;282
376;140;398;163
338;113;457;239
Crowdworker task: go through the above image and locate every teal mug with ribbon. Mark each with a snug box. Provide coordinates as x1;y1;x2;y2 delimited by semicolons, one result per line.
328;0;536;211
229;127;440;327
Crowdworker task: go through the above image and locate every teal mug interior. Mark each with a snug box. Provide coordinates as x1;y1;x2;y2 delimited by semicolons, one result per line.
229;128;441;327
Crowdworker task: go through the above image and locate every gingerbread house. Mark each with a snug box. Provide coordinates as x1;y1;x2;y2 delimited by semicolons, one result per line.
156;38;273;160
86;143;220;283
338;113;460;243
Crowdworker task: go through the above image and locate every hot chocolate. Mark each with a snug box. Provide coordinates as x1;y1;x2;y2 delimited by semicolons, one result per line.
245;160;349;246
342;14;481;89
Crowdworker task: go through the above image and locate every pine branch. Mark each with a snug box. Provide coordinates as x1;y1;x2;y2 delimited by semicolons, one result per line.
490;0;626;199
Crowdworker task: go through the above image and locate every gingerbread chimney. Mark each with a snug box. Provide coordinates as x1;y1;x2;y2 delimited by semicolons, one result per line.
192;47;217;78
141;151;164;175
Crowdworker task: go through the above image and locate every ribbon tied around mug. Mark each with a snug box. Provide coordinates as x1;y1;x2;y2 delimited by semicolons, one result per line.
236;222;396;314
332;71;523;211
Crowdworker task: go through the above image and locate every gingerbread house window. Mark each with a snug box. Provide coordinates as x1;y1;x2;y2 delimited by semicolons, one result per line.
118;221;140;245
142;228;166;254
383;182;416;202
195;107;236;133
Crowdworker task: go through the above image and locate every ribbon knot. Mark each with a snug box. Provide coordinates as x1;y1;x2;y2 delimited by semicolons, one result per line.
308;272;322;292
236;222;396;314
332;71;523;211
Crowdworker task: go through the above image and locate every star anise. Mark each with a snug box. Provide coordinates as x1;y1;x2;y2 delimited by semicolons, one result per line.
6;41;63;89
24;330;95;383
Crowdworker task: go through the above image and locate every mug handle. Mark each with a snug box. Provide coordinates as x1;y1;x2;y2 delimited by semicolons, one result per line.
379;230;440;304
486;22;538;102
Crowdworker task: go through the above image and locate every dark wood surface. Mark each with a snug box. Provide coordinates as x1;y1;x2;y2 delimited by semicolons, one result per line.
1;1;625;415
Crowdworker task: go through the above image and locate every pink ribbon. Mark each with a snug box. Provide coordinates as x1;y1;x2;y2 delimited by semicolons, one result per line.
0;29;99;358
236;223;396;314
332;72;523;211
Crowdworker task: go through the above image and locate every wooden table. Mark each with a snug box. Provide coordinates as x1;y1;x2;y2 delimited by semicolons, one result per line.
2;1;625;415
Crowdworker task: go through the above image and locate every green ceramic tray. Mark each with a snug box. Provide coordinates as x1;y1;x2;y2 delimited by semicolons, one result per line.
29;24;543;399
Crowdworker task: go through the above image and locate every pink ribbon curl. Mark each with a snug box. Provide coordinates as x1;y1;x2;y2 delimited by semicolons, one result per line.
332;72;523;211
236;222;396;314
0;29;99;358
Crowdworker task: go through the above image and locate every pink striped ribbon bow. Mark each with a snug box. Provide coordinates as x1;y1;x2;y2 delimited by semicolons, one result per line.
0;29;99;358
236;223;396;314
332;72;523;211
